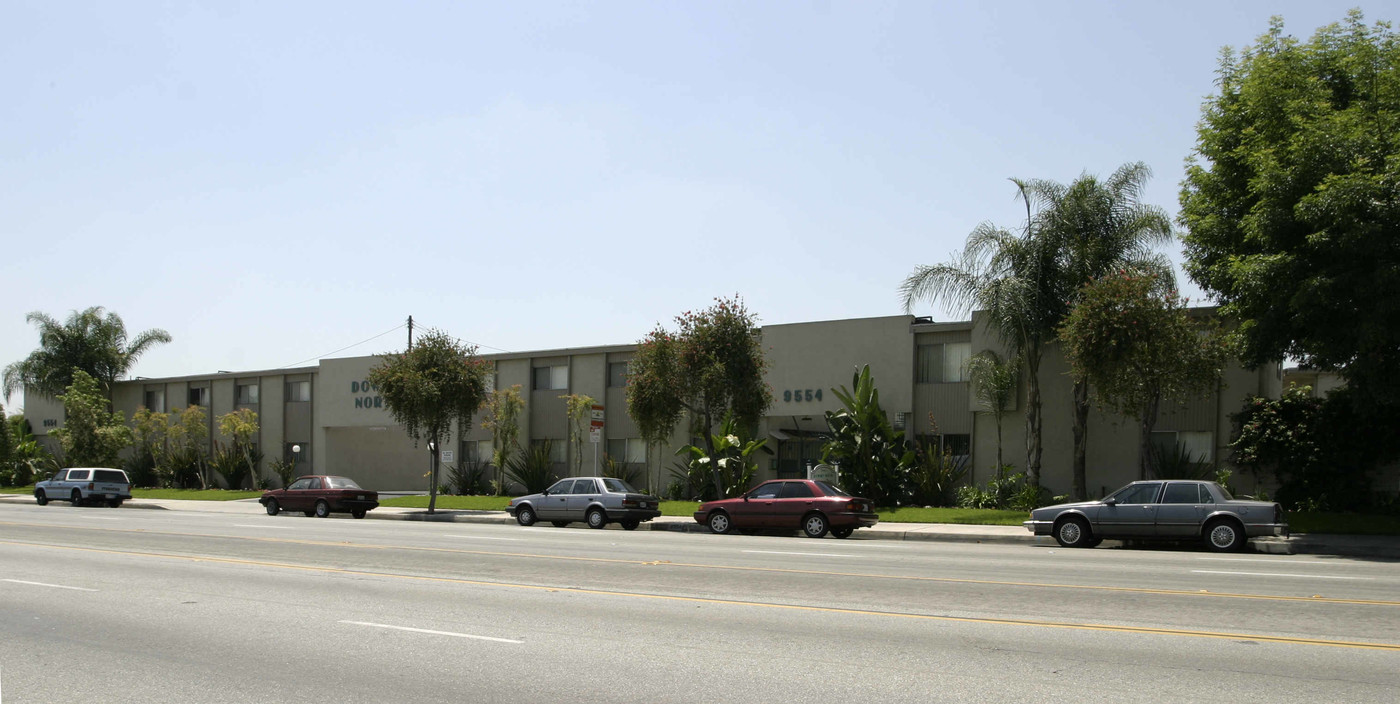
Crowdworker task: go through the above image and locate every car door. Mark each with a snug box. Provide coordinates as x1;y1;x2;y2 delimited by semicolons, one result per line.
538;479;575;519
566;478;599;520
283;477;312;511
44;470;68;496
733;482;781;528
773;481;817;529
1155;482;1207;537
64;470;90;499
1094;482;1162;537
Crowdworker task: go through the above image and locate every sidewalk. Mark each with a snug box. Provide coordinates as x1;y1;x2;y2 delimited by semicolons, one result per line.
3;493;1397;559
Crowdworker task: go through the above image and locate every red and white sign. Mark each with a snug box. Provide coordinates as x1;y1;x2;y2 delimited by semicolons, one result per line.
590;404;605;430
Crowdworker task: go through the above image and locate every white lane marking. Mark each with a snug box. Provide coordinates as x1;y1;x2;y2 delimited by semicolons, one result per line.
1191;570;1371;581
446;535;523;541
1199;557;1332;565
2;579;98;592
339;621;523;643
742;550;852;558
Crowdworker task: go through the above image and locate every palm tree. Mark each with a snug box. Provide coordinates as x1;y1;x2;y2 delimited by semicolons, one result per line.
901;179;1071;490
3;307;172;402
1037;162;1174;500
966;350;1017;473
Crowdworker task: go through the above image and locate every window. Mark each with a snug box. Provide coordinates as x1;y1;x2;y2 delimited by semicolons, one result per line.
68;470;91;481
573;478;598;494
546;479;572;494
285;442;310;469
1150;430;1215;464
308;477;323;490
602;477;639;493
533;365;568;390
325;477;361;489
288;478;311;491
143;388;166;412
606;438;647;464
1162;483;1200;504
462;439;494;464
188;386;209;408
236;383;259;404
285;381;311;402
916;342;971;382
748;483;782;500
532;439;566;464
608;362;629;388
1110;482;1162;505
780;482;815;499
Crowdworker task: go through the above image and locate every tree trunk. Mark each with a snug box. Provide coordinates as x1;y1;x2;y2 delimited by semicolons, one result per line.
701;410;723;498
1024;347;1043;489
994;413;1003;472
1139;395;1161;481
427;436;439;514
1071;378;1090;501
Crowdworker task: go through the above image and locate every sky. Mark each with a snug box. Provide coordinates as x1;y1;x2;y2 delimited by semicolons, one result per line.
1;1;1387;409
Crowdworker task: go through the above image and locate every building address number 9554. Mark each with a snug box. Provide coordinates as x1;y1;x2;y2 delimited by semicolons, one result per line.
783;389;823;403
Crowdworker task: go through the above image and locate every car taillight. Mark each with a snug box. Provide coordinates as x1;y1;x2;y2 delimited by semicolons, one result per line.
847;500;862;511
622;499;638;508
88;483;95;490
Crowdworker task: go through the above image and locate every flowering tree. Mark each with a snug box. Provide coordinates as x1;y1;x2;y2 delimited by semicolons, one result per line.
560;393;597;475
480;385;525;494
626;296;772;498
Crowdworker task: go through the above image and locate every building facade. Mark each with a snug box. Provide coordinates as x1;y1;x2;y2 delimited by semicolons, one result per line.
23;313;1282;498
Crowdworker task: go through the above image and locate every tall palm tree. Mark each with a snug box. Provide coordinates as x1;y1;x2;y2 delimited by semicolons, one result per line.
3;307;172;401
1037;162;1174;500
901;179;1071;490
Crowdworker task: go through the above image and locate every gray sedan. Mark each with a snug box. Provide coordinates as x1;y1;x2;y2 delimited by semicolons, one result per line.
507;477;662;530
1024;480;1288;551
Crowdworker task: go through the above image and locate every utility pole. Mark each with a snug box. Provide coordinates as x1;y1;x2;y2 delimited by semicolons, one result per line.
407;315;414;350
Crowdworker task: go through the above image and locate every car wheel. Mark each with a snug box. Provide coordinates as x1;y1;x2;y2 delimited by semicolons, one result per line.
265;499;280;516
1054;516;1094;548
34;489;48;506
71;489;83;506
314;500;330;518
831;527;854;539
108;499;123;508
515;505;537;526
1204;518;1245;552
586;508;607;529
621;520;640;531
352;509;366;519
707;510;732;535
803;512;829;539
550;521;569;528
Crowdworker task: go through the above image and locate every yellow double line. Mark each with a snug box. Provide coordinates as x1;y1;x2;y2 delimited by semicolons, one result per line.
2;537;1398;652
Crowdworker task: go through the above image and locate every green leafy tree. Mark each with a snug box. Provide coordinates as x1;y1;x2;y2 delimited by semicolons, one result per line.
626;296;773;499
368;329;492;513
216;408;261;489
48;371;132;468
480;385;525;495
160;405;209;488
675;413;768;500
1059;274;1227;481
126;406;169;487
0;403;12;471
902;179;1070;490
1180;11;1400;425
560;393;597;475
3;307;171;401
965;351;1017;471
1037;163;1175;499
821;365;914;507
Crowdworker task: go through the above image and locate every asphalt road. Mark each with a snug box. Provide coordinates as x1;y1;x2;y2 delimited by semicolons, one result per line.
2;501;1397;703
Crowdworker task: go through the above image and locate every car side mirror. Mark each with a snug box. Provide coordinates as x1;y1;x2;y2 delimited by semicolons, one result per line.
542;490;550;496
1103;498;1117;506
742;496;749;502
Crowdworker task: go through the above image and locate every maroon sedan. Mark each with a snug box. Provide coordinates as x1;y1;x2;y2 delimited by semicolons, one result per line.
693;479;879;538
260;475;379;519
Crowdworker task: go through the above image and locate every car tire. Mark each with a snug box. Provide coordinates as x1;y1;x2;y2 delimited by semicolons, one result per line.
621;519;640;531
35;490;48;506
803;512;829;539
1204;518;1245;552
352;509;366;519
831;527;854;539
265;499;280;516
108;499;123;508
586;508;607;529
515;505;537;526
707;510;732;535
550;521;569;528
1054;516;1094;548
314;500;330;518
71;489;83;506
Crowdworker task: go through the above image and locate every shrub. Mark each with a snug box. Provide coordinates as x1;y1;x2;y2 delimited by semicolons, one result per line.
447;460;490;495
601;454;647;491
908;439;968;507
505;440;556;494
956;465;1047;510
270;458;296;489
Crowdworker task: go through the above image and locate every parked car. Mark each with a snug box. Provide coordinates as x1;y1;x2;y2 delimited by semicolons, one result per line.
260;475;379;519
34;468;132;508
1024;480;1288;552
507;477;661;530
693;479;879;538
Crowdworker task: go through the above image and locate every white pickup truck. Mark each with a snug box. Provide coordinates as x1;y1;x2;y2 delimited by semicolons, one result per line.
35;468;133;508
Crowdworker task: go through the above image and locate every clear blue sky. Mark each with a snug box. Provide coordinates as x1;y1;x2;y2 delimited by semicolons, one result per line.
1;1;1383;407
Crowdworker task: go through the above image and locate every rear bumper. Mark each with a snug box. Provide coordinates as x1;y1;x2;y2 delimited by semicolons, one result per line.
334;499;379;512
831;511;879;528
609;508;661;522
1246;522;1289;539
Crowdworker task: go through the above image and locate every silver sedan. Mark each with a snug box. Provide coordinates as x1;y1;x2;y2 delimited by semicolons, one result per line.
1024;480;1288;551
507;477;662;530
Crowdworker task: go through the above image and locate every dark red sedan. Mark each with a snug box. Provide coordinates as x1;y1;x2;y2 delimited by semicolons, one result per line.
693;479;879;538
260;475;379;519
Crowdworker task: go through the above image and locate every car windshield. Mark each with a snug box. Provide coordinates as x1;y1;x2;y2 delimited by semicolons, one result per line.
601;478;639;493
814;481;850;497
324;477;362;489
